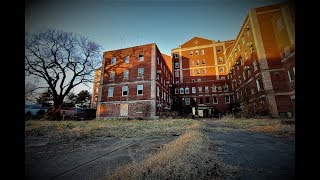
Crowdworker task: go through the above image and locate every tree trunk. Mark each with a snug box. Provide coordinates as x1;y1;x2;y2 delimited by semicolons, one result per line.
42;97;64;120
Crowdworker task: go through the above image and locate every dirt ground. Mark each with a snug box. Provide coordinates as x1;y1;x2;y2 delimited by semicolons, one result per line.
204;119;295;179
25;136;176;179
25;119;295;179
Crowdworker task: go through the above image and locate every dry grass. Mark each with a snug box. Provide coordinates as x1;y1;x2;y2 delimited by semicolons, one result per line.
219;116;295;137
107;121;240;180
25;119;195;139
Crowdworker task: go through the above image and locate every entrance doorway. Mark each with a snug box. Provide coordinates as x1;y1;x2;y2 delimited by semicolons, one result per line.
120;104;128;117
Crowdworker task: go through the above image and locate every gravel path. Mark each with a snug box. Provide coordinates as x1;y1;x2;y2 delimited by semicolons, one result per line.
204;119;295;179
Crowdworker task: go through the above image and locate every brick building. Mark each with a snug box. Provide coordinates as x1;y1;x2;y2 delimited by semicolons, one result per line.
171;37;234;117
223;1;295;117
96;43;173;119
93;1;294;118
91;67;101;108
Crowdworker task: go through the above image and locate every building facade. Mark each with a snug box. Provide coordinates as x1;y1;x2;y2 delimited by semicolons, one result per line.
93;1;294;118
96;43;173;119
91;67;101;108
223;2;295;117
171;37;234;117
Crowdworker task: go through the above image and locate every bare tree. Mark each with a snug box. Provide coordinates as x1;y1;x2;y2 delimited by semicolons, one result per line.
25;82;39;103
25;28;102;119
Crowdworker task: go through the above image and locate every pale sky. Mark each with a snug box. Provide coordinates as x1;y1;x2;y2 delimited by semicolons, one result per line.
25;0;286;94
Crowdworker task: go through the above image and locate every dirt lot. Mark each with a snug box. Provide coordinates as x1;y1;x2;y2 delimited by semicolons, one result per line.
25;136;176;179
204;119;295;179
25;118;295;179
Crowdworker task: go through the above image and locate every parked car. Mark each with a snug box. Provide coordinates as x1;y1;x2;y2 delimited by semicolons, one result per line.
25;104;49;116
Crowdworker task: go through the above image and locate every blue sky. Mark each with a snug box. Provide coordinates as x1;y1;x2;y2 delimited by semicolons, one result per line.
25;0;286;94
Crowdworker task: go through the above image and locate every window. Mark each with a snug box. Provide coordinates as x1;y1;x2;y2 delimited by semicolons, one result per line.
175;88;179;94
203;68;206;74
212;84;217;92
248;69;251;76
123;70;129;79
138;52;144;61
175;62;179;68
196;60;199;66
201;49;205;55
122;86;128;96
195;50;199;55
174;53;179;58
220;76;225;80
185;98;190;105
218;57;223;63
190;61;194;66
160;61;163;69
175;71;179;77
253;60;258;71
217;48;221;53
109;71;115;80
240;58;243;65
256;79;262;91
191;79;195;82
206;97;210;103
124;56;130;63
192;87;196;94
202;59;206;64
137;85;143;95
198;87;202;93
237;65;240;70
205;86;209;93
190;51;193;56
157;86;160;96
138;68;144;77
250;84;255;95
191;69;194;76
197;69;200;75
180;88;184;94
197;79;201;82
225;96;230;103
157;74;159;80
219;67;224;72
199;97;203;104
218;86;222;91
288;67;295;82
108;87;114;97
243;71;246;80
277;18;284;30
242;37;245;45
224;85;229;92
213;97;218;104
176;80;179;84
111;57;116;65
185;87;190;94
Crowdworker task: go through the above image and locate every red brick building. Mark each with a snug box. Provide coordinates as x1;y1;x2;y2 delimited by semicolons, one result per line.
224;2;295;117
91;67;101;108
171;37;234;117
94;1;294;118
96;43;173;119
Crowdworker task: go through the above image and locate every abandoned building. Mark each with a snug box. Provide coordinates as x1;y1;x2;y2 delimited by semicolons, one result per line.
93;1;295;119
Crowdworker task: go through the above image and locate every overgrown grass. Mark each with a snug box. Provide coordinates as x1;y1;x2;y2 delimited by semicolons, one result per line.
107;121;239;179
25;119;195;139
219;116;295;137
